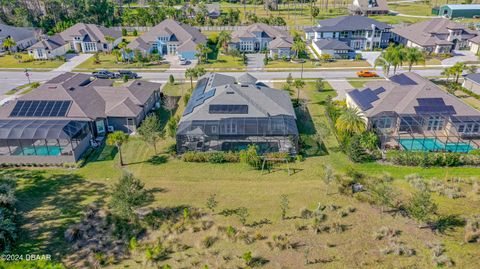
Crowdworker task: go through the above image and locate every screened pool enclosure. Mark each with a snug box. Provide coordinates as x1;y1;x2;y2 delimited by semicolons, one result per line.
0;120;92;164
176;115;299;154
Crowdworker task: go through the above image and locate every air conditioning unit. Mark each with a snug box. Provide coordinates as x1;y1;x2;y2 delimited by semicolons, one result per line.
107;126;114;132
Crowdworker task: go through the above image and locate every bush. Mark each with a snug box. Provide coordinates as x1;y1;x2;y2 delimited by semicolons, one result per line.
239;145;262;169
387;151;480;167
181;151;239;163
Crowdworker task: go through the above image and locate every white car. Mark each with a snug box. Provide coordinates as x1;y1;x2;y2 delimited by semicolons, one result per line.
179;57;188;65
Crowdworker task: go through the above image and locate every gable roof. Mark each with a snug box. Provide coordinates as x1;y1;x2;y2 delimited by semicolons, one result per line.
307;15;391;32
29;34;66;50
127;19;206;51
0;23;36;42
268;36;294;49
231;23;291;42
353;0;389;11
0;73;160;120
442;4;480;10
392;18;477;47
313;39;353;50
347;72;480;118
464;73;480;85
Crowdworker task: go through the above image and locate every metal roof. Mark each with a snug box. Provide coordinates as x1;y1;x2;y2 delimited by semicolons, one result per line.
0;120;88;140
443;4;480;10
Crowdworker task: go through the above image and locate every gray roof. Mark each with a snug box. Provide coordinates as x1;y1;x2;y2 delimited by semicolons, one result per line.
392;18;477;47
29;34;66;50
469;35;480;44
307;15;391;33
0;72;161;120
347;72;480;117
464;73;480;84
313;39;353;50
0;23;36;42
268;36;293;49
127;19;206;52
180;72;296;122
237;73;258;85
353;0;389;12
231;23;291;42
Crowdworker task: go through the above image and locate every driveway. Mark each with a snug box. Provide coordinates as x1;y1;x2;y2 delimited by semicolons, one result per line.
326;79;354;101
53;53;93;72
360;51;381;67
442;50;478;66
164;54;197;72
247;53;265;71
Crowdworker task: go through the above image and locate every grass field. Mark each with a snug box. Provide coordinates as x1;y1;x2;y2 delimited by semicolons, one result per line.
5;80;480;268
0;54;64;70
266;59;371;70
74;53;170;71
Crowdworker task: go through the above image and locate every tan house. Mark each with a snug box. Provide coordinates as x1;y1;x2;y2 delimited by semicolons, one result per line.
349;0;389;15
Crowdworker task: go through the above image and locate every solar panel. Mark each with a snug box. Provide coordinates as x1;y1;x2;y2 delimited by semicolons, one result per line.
10;100;72;117
414;98;456;115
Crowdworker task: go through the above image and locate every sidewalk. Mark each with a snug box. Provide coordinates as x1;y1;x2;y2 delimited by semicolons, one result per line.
53;54;94;72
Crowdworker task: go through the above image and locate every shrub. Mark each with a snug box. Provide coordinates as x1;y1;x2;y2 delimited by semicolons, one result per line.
387;151;480;167
239;145;261;169
464;215;480;243
182;151;239;163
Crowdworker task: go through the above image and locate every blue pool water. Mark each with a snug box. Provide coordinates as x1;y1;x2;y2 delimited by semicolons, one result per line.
14;146;62;156
399;138;475;153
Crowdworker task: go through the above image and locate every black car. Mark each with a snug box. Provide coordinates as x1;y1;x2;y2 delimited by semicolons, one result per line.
118;70;140;79
92;70;119;79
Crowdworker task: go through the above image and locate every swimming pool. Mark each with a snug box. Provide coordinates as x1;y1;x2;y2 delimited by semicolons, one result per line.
399;138;475;153
13;146;62;156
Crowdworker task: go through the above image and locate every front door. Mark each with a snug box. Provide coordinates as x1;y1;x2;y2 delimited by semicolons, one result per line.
96;119;106;135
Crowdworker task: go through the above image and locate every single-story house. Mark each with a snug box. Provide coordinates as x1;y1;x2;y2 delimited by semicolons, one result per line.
392;18;478;53
312;39;356;59
0;23;39;53
349;0;389;15
0;72;161;164
346;72;480;152
125;19;207;61
435;4;480;19
468;35;480;54
177;72;298;154
182;3;221;19
462;73;480;95
305;16;392;50
28;23;122;60
229;23;293;59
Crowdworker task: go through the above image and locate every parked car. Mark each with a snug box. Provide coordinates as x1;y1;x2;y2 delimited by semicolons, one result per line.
179;57;189;65
357;70;378;77
92;70;119;79
118;70;140;79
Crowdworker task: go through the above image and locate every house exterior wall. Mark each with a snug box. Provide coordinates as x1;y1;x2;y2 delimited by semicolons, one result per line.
309;28;391;51
439;6;480;18
28;43;70;60
269;48;291;58
179;51;197;60
462;78;480;95
470;42;480;54
311;42;355;59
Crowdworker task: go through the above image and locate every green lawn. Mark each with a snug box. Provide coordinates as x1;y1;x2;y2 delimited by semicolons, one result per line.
198;53;245;71
266;59;370;70
0;54;64;70
74;53;170;71
347;78;384;89
6;79;480;268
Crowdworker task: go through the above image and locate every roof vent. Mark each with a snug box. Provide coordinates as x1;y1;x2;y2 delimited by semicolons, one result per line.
240;85;249;88
48;86;57;89
68;87;75;91
226;91;234;94
137;82;142;86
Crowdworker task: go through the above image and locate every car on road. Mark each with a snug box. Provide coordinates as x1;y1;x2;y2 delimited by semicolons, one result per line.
118;70;140;79
357;70;378;77
92;70;119;79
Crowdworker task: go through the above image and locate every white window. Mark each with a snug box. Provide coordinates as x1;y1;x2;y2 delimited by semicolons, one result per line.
37;49;44;58
427;116;443;131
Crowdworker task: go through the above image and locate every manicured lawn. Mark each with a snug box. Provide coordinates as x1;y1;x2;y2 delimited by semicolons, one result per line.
389;3;434;16
7;79;480;268
347;78;384;89
266;59;370;70
74;53;170;71
0;54;64;70
198;53;245;71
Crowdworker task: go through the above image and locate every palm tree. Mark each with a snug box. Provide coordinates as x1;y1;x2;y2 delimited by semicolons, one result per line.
293;78;305;100
291;40;306;59
390;45;406;74
450;62;465;83
185;68;197;89
217;30;232;53
124;48;133;63
195;43;212;64
105;35;116;52
335;107;366;134
2;37;16;54
405;47;425;71
112;49;121;62
106;131;129;166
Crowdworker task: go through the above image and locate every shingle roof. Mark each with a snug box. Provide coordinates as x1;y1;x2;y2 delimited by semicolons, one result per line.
231;23;291;42
392;18;477;47
307;15;391;32
470;35;480;44
464;73;480;85
313;39;353;50
237;73;258;85
268;37;293;49
354;0;389;12
29;34;66;50
127;19;207;51
0;23;36;42
347;72;480;117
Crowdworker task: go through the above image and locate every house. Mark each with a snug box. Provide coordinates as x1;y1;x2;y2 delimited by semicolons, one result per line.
468;35;480;54
346;72;480;152
0;23;38;53
229;23;293;59
176;73;298;154
182;3;221;19
304;16;392;50
126;19;207;60
0;72;161;164
462;73;480;95
435;4;480;19
349;0;389;15
391;18;478;54
311;39;356;59
28;23;122;60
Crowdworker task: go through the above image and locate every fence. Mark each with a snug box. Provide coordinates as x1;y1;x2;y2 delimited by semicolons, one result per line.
110;25;307;32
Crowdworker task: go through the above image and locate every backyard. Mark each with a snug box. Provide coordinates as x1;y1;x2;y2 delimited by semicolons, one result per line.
4;80;480;268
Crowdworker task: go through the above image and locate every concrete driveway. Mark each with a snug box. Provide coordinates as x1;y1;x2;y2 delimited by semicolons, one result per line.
326;79;354;101
247;53;265;71
360;51;381;67
442;50;478;66
53;53;93;72
164;54;197;72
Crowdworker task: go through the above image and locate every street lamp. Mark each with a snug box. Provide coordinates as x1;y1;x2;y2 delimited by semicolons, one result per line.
24;69;31;84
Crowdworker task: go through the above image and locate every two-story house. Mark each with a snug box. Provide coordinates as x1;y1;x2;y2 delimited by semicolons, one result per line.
228;23;293;59
305;16;391;52
28;23;121;60
392;18;478;54
125;19;207;61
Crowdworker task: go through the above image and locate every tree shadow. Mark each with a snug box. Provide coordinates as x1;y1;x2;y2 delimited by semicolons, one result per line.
146;154;169;165
429;215;466;235
2;169;108;259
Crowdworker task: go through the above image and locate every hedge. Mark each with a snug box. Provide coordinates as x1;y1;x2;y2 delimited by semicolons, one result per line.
386;150;480;167
182;151;240;163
